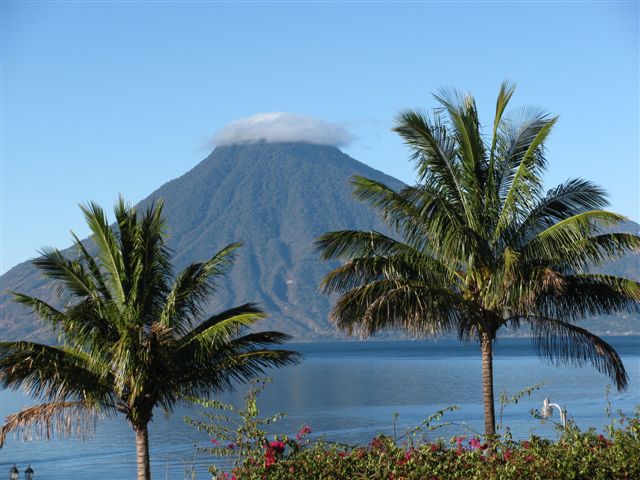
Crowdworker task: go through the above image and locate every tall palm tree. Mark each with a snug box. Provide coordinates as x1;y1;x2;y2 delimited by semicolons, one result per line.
0;198;300;480
317;82;640;438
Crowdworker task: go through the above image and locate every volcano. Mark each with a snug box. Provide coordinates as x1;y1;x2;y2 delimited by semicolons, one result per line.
0;142;403;341
1;141;638;342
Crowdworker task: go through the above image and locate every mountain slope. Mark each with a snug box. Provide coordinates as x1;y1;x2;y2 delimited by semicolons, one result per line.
1;142;638;342
0;142;404;341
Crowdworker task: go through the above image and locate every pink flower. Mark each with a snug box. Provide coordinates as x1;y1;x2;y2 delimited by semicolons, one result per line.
296;424;312;440
430;443;439;452
522;440;531;449
263;440;286;468
269;440;286;454
264;448;276;468
503;450;513;461
227;442;236;449
210;438;219;445
469;438;482;450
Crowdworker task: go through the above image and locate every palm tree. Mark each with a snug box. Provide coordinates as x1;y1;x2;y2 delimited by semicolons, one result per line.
317;82;640;438
0;198;300;480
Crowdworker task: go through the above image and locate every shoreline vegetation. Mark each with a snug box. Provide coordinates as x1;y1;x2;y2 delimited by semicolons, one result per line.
189;380;640;480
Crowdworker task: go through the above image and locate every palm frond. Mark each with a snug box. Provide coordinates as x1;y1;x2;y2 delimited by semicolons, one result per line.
71;232;112;301
485;80;517;222
131;199;172;320
398;183;468;252
171;334;300;399
0;341;113;403
433;88;487;216
316;229;414;261
113;195;138;300
9;293;67;334
321;180;483;268
80;201;126;303
177;304;268;356
520;210;627;263
489;80;517;164
494;113;558;239
213;348;301;387
351;177;462;248
0;401;102;447
564;233;640;269
506;178;610;249
160;242;242;333
32;248;100;301
527;316;628;390
10;293;118;347
329;279;469;338
536;274;640;320
483;262;565;315
522;232;640;273
539;210;625;238
393;108;466;215
320;254;457;295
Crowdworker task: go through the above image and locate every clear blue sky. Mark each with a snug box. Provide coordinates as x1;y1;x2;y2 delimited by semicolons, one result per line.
1;1;638;273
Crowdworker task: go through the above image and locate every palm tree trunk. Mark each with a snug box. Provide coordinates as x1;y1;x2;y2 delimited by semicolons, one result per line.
480;331;496;438
134;423;151;480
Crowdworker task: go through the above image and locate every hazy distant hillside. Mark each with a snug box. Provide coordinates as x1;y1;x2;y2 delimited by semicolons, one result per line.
1;142;638;342
581;220;640;335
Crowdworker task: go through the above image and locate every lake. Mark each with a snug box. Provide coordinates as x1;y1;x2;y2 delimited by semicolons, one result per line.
1;336;638;479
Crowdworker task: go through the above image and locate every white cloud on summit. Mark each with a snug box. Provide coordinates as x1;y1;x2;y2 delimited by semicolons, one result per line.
213;112;352;147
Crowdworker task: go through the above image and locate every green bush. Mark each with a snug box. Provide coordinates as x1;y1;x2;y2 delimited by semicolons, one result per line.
188;381;640;480
224;417;640;480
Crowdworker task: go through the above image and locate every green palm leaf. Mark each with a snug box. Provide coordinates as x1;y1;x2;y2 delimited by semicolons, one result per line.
80;201;126;303
160;242;242;333
0;341;113;403
527;317;628;390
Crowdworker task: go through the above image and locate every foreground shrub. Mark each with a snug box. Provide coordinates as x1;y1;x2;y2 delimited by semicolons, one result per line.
227;414;639;480
189;381;639;479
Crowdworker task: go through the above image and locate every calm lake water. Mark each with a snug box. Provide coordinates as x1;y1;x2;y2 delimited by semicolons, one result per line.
1;336;638;479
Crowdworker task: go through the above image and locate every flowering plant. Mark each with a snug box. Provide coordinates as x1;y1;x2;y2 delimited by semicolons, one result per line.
230;411;640;480
184;378;286;478
188;380;640;479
